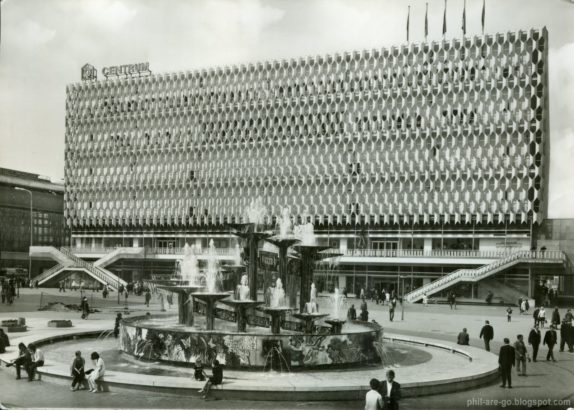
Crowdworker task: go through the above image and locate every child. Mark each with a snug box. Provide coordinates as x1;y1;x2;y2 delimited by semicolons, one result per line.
198;360;222;399
70;351;85;391
506;306;513;322
193;359;206;381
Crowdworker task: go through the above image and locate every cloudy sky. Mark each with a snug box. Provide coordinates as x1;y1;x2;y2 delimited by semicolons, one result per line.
0;0;573;217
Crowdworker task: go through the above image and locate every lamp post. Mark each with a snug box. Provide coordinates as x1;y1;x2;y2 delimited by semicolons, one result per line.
400;275;405;321
15;187;33;284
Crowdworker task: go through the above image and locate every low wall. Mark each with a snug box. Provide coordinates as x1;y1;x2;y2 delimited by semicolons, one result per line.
120;315;383;370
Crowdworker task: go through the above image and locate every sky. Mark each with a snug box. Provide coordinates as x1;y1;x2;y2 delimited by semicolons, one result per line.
0;0;573;217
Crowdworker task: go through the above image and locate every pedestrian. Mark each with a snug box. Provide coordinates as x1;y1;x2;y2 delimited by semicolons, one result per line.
0;328;10;349
524;299;530;313
479;320;494;351
551;307;561;327
360;302;369;322
538;307;546;328
80;296;90;319
113;313;122;338
5;343;31;380
518;297;523;314
364;378;383;410
102;286;108;299
389;299;396;322
360;288;365;300
145;289;151;307
422;293;428;307
198;359;223;399
457;328;470;345
498;338;515;388
193;358;206;381
347;304;357;321
565;309;574;325
543;325;558;362
379;370;401;410
70;351;85;391
87;352;105;393
1;280;6;303
528;324;542;362
505;306;513;322
27;344;45;381
559;319;573;352
514;335;528;376
533;306;540;326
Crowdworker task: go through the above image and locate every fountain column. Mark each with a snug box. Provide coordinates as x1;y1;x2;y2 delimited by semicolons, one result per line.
248;234;258;302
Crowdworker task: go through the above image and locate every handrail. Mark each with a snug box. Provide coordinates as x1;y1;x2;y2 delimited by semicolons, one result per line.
33;263;65;283
59;247;127;287
405;250;566;302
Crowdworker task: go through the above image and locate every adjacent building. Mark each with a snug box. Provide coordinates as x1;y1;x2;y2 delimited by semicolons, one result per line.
53;27;572;301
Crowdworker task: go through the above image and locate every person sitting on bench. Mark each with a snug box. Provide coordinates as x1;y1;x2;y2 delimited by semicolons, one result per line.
86;352;105;393
5;343;31;380
198;359;222;399
27;344;45;381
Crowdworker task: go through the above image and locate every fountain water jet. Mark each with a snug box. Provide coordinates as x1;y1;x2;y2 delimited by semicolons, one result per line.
324;288;347;334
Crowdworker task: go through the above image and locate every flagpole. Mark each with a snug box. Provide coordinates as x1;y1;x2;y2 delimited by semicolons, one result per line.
482;0;486;35
425;3;428;42
442;0;447;39
462;0;466;38
407;5;410;43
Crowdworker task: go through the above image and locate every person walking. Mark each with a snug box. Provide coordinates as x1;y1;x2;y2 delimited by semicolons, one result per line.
479;320;494;351
87;352;105;393
389;299;396;322
80;297;90;319
528;324;542;362
533;306;540;327
551;307;561;327
457;328;470;345
559;319;573;352
543;325;558;362
498;338;515;388
514;335;528;376
70;351;85;391
145;289;151;307
113;313;122;339
364;378;383;410
379;370;401;410
506;306;513;322
422;293;428;307
538;307;546;328
347;304;357;321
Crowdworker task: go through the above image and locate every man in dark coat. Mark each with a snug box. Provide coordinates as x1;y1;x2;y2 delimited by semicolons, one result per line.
543;325;558;362
551;307;561;327
533;307;540;327
379;369;401;410
479;320;494;351
528;324;542;362
498;338;515;388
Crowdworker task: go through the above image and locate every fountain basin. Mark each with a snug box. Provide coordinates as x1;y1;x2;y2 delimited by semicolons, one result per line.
120;314;382;370
292;313;329;334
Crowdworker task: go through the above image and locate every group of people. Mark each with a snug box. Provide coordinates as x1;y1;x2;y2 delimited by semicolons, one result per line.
69;351;106;392
4;343;44;381
0;278;18;305
193;359;223;399
455;307;574;389
359;287;398;307
364;370;401;410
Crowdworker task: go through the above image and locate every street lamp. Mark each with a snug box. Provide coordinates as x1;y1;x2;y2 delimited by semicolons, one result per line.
399;275;405;321
15;187;33;284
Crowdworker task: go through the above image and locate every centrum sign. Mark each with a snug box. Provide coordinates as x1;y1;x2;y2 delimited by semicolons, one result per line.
102;62;151;79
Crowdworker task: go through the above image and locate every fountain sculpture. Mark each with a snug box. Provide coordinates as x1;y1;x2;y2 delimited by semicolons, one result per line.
265;207;300;307
292;282;328;333
191;240;231;331
221;273;264;332
324;288;347;334
261;278;294;334
156;244;203;326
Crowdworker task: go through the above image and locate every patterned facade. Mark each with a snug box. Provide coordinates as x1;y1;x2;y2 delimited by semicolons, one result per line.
64;28;549;230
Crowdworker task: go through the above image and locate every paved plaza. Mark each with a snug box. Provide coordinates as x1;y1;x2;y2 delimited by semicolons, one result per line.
0;289;573;409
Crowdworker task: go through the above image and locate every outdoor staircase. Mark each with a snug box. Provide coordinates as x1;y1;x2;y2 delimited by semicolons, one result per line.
404;250;566;303
92;247;144;268
30;246;127;290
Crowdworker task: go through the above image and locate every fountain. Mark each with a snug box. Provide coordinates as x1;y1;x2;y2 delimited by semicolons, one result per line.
324;288;347;334
191;240;232;331
265;207;300;308
221;273;264;332
292;282;328;334
291;221;337;313
155;244;203;326
227;198;273;302
116;207;383;371
260;278;294;334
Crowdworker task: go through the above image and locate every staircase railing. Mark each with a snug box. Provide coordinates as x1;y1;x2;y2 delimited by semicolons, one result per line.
32;263;65;284
405;250;566;302
59;247;126;288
